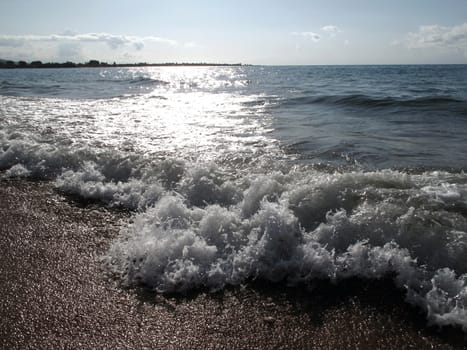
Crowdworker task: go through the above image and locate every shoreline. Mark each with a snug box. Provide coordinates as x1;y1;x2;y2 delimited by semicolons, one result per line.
0;61;247;69
0;179;465;349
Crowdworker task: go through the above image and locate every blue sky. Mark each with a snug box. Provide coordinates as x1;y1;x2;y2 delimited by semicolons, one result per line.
1;0;467;64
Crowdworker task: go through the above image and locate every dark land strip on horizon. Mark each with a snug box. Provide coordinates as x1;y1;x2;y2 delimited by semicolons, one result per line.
0;59;247;69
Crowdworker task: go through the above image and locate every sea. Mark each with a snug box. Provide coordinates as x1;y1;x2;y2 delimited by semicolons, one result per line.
1;65;467;332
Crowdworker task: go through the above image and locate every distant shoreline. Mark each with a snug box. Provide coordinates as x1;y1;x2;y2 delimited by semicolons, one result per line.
0;59;247;69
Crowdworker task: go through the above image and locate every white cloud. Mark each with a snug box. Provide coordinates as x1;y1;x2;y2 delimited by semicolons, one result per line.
406;22;467;49
291;31;321;42
0;33;178;50
0;32;182;63
291;27;341;42
321;25;342;38
321;25;341;33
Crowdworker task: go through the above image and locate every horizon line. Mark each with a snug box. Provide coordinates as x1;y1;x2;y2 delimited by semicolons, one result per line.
1;58;466;68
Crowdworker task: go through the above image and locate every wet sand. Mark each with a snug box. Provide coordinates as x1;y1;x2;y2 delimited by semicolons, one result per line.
0;179;465;349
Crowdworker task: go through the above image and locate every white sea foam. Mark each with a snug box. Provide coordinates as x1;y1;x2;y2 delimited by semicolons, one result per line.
56;162;164;209
4;163;30;177
2;132;467;331
98;162;467;331
0;131;80;178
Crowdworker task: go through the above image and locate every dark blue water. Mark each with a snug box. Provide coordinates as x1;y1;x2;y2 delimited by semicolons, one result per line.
251;65;467;170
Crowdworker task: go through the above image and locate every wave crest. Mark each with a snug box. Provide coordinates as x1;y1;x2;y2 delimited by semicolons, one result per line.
281;94;464;109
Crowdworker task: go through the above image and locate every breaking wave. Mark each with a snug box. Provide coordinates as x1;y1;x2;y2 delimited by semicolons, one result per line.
102;168;467;331
1;131;467;331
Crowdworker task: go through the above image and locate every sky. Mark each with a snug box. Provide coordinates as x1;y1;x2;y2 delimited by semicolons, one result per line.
1;0;467;65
